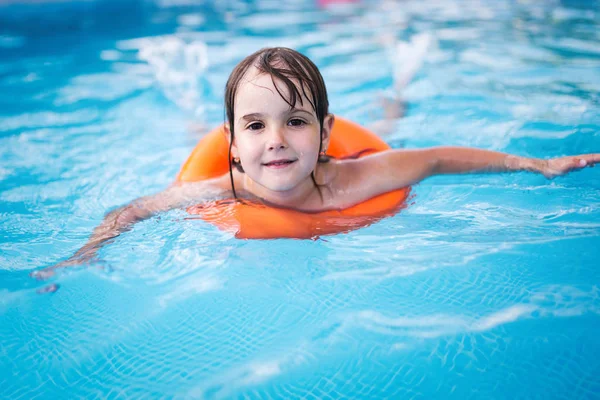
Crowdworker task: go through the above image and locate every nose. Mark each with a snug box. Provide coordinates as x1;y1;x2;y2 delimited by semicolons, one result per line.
267;126;287;151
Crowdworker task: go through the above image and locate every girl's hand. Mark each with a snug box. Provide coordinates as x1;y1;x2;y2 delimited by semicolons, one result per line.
534;154;600;178
31;259;78;281
31;249;99;280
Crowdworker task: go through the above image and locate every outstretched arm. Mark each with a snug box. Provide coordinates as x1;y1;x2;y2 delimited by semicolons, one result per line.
32;180;224;279
427;147;599;178
350;147;599;197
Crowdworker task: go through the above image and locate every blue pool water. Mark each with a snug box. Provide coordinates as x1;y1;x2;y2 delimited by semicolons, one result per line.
1;0;600;398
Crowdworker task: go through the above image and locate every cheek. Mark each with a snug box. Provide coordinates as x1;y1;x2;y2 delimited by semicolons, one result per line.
294;132;321;156
237;136;259;157
237;138;264;172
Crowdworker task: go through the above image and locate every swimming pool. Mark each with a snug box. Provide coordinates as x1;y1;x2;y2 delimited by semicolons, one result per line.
1;0;599;398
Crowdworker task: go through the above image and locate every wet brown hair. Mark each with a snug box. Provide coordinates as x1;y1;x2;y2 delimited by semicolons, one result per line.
224;47;330;198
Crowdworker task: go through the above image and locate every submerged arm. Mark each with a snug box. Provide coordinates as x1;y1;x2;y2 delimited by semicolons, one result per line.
32;180;224;279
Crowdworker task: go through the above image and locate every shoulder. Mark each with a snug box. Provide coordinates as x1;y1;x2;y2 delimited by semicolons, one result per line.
314;158;378;208
211;172;236;192
318;149;429;208
169;175;231;204
318;154;387;189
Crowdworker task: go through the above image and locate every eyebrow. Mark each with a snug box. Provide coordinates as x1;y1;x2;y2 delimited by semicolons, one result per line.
239;109;313;123
240;113;263;123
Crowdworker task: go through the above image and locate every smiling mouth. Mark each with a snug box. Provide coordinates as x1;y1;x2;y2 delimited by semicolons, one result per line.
263;159;297;168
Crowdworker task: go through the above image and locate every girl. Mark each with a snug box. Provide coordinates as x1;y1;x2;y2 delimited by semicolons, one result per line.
33;47;599;279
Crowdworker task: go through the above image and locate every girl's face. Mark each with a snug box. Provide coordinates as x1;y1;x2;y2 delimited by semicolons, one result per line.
228;67;332;196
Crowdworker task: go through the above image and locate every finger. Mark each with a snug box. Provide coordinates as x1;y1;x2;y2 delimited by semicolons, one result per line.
36;283;60;294
582;153;600;166
30;268;55;281
566;157;588;169
561;158;585;171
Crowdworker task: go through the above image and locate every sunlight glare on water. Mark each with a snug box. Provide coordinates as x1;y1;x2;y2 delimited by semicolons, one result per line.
1;0;600;398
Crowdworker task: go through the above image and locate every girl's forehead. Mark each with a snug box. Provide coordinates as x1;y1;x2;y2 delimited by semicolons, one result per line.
235;67;314;113
237;69;281;97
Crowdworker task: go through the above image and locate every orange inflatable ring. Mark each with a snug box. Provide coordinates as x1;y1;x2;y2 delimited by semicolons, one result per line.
176;116;410;239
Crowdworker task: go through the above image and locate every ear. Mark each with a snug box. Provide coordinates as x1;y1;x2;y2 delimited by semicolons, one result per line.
321;114;334;152
223;123;239;158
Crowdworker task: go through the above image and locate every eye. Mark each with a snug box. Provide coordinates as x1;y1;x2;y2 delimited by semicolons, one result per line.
288;118;306;127
247;122;264;131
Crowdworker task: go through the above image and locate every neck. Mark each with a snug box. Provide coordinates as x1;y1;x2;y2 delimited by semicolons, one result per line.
242;174;319;210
